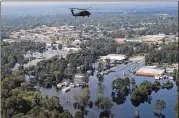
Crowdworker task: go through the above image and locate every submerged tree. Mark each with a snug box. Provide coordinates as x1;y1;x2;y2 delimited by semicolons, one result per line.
130;78;136;90
80;88;90;106
75;110;84;118
134;109;140;118
154;100;166;117
174;96;178;118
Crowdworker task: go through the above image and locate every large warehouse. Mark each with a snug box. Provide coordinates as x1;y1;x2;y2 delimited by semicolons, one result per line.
136;66;165;77
100;54;127;61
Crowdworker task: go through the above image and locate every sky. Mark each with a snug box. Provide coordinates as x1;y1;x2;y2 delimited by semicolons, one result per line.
2;2;102;6
2;2;177;7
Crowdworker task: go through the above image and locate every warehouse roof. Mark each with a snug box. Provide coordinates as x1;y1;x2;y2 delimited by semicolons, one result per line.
100;54;126;61
136;66;165;75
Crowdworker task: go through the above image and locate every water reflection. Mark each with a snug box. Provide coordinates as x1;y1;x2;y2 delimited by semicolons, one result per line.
153;112;166;118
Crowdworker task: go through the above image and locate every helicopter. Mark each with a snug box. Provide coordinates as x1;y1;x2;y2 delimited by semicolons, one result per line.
69;7;91;18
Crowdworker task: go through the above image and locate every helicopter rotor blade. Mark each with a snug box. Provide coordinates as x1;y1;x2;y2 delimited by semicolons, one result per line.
69;8;84;10
69;7;92;10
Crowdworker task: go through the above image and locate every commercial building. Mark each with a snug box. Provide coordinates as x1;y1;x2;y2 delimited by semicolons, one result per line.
136;66;165;77
100;54;127;61
141;34;166;42
62;47;81;53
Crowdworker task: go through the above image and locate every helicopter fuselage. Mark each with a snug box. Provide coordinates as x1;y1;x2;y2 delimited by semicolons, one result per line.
71;9;91;17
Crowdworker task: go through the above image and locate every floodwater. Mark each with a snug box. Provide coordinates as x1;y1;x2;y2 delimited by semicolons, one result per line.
40;60;178;118
12;45;68;70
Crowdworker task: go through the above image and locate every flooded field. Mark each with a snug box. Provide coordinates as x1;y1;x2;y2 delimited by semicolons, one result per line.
12;45;69;70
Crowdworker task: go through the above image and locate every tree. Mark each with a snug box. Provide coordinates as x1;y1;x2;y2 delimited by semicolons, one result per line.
98;61;104;72
139;80;152;95
134;109;140;118
130;86;142;101
152;81;161;93
112;78;129;96
161;80;173;90
153;81;161;88
51;110;60;118
174;96;178;118
154;100;166;115
99;97;113;111
75;110;84;118
130;78;136;90
58;44;62;50
124;77;130;86
60;110;73;118
80;88;90;106
53;71;62;82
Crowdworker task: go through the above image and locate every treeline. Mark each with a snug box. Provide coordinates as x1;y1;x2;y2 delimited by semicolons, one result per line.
1;41;46;79
83;39;155;56
145;42;178;64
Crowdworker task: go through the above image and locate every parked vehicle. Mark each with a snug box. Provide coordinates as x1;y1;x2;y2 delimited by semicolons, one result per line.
62;86;71;93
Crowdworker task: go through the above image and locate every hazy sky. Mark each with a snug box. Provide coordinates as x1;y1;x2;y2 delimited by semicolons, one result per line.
2;2;177;7
2;2;104;6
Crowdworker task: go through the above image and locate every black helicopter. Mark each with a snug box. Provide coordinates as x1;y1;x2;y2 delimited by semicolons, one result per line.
70;7;91;18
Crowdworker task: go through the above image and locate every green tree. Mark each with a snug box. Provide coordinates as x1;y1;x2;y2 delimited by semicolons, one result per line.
154;100;166;114
53;71;62;82
80;88;90;106
139;80;152;95
124;77;130;86
60;110;73;118
99;97;113;111
75;110;84;118
153;81;161;88
130;86;142;101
